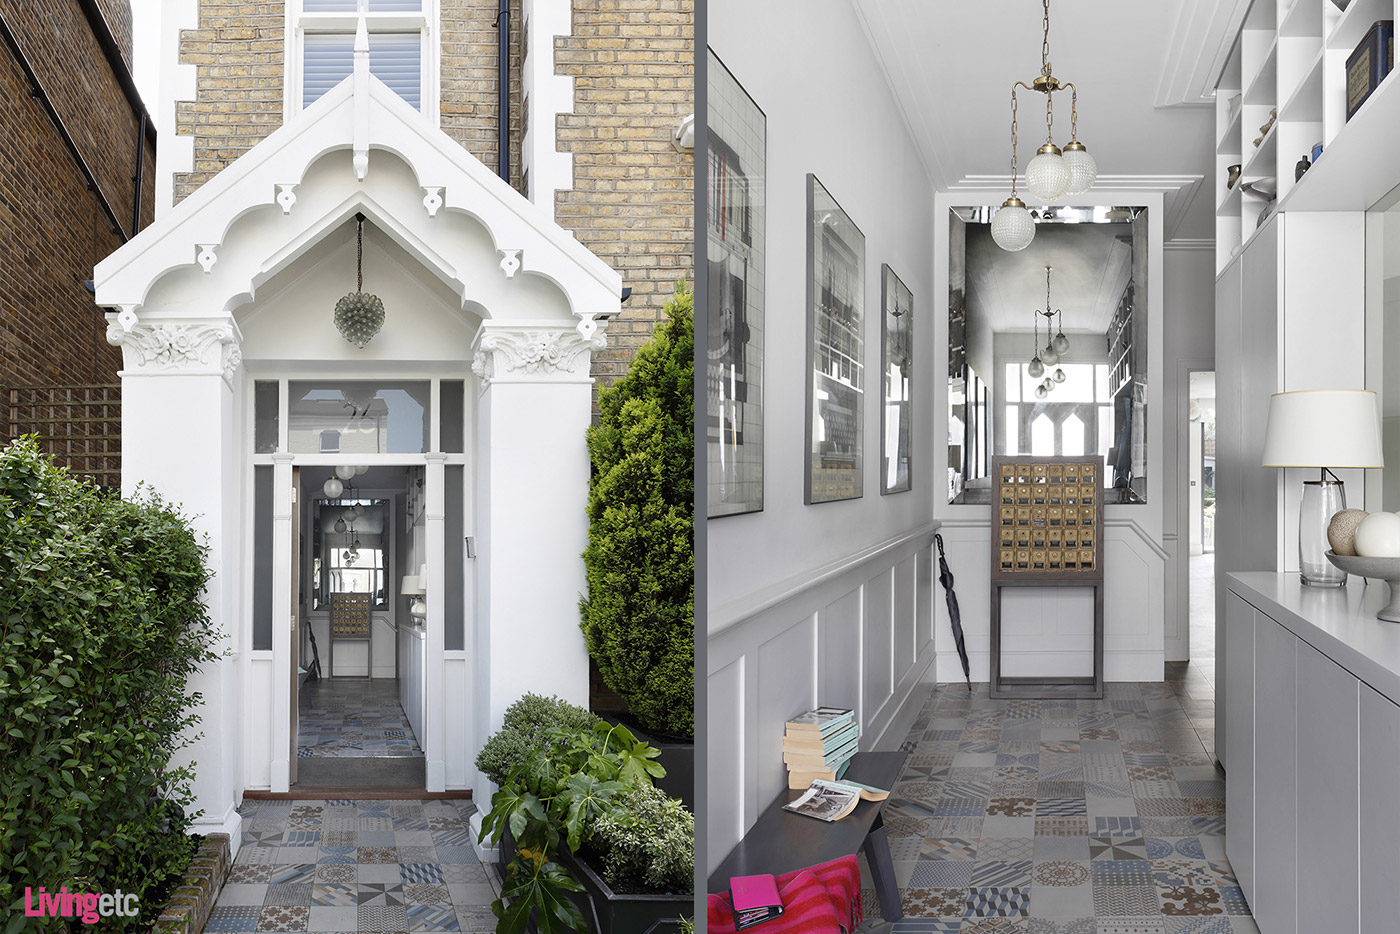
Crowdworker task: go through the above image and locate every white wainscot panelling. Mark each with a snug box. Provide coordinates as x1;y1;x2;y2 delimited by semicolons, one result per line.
706;527;937;875
933;521;1165;683
245;655;274;789
755;618;818;810
443;655;470;789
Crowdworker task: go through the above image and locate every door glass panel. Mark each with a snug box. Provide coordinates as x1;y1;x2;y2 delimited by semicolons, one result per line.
440;380;464;453
1063;413;1085;456
288;380;431;454
1031;414;1054;455
253;466;273;651
255;380;280;453
445;465;464;651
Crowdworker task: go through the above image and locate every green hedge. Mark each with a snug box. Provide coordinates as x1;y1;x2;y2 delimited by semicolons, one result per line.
580;284;695;738
0;439;219;932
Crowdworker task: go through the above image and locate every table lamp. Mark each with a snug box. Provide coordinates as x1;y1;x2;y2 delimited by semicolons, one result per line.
401;570;426;623
1261;389;1384;587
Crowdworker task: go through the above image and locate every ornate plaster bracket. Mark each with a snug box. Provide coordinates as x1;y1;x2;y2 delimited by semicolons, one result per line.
197;244;219;274
498;249;522;278
106;321;244;386
574;311;618;341
470;326;607;390
276;184;298;214
422;187;444;217
112;304;140;336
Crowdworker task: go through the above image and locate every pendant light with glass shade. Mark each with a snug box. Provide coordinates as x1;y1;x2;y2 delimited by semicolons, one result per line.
991;0;1099;251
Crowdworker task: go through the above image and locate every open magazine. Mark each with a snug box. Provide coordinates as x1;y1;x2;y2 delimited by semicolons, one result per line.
782;778;888;822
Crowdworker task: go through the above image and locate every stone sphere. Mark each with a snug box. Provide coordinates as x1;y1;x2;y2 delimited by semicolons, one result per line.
1354;511;1400;558
1327;509;1370;556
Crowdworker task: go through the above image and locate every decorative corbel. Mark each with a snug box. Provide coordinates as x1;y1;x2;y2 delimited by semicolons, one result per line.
197;244;219;274
276;184;298;214
422;187;443;217
498;249;522;278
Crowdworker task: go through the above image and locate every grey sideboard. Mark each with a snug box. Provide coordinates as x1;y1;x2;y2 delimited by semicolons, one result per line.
1224;572;1400;934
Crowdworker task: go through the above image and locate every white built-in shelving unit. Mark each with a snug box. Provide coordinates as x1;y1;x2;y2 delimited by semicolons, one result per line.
1216;0;1399;273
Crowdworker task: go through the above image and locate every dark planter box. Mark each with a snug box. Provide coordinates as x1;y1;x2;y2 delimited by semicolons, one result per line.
558;849;691;934
597;714;694;812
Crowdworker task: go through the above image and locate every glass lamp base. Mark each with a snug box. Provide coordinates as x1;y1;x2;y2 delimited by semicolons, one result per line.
1299;479;1346;587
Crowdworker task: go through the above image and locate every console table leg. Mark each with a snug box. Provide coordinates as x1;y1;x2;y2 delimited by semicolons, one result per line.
863;821;902;922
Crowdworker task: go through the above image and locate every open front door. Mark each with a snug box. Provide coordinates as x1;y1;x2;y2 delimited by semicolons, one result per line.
290;467;300;784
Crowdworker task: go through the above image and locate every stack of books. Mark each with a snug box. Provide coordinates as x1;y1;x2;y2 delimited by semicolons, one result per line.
783;706;859;789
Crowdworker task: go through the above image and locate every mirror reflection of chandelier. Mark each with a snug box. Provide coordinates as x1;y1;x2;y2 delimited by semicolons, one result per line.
1029;266;1069;400
991;0;1099;252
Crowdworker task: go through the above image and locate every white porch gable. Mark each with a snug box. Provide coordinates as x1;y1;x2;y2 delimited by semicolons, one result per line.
92;49;622;850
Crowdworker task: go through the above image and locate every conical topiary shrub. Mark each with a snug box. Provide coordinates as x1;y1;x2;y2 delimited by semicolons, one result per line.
580;284;694;738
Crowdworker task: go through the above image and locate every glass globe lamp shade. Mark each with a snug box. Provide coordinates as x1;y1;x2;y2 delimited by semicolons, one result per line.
354;465;368;476
1034;384;1048;400
323;477;344;499
1041;377;1054;392
1062;141;1097;195
1025;144;1071;201
991;197;1035;251
1041;344;1060;367
1028;356;1045;379
334;292;386;349
335;465;356;481
1052;367;1067;383
1052;330;1070;355
334;517;346;533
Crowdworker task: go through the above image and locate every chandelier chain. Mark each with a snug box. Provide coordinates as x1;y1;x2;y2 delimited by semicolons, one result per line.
1041;0;1052;77
1045;89;1055;144
1069;83;1078;141
1010;87;1019;194
356;215;364;292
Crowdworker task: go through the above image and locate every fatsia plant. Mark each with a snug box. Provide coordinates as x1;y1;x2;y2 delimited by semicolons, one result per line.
478;722;666;934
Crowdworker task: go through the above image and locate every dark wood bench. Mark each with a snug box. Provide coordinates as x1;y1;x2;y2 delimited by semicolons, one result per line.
707;751;907;924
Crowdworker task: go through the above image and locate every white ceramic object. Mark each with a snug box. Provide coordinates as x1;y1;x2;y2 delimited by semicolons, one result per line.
1354;511;1400;558
1326;552;1400;622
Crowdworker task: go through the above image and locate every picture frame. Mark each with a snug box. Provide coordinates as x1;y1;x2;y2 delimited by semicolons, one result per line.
805;174;865;504
706;50;767;518
880;264;913;494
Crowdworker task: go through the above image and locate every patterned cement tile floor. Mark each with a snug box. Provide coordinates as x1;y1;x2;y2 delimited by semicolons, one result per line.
299;679;424;759
211;798;495;932
858;666;1258;934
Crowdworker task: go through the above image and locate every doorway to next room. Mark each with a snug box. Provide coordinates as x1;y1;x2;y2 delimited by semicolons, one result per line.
295;464;428;789
1187;370;1216;686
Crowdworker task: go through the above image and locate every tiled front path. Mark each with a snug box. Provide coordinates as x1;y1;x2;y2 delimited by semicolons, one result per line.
210;799;496;932
865;665;1257;933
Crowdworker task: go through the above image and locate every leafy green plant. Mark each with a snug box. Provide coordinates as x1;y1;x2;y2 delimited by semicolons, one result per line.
589;782;694;892
581;283;695;738
0;438;220;931
478;720;667;934
475;693;602;787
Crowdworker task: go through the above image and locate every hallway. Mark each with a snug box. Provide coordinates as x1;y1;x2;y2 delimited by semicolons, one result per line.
869;665;1245;931
299;679;424;759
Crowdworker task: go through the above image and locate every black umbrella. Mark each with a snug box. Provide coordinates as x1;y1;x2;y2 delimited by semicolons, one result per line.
934;533;971;691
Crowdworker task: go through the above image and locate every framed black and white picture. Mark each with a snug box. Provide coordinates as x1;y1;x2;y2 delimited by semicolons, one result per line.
881;264;913;494
706;50;766;518
805;174;865;504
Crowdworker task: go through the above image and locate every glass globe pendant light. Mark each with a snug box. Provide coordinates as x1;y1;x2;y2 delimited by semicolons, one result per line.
323;477;343;499
1027;309;1045;378
334;213;386;348
1052;326;1071;355
1041;342;1060;367
1052;367;1067;383
1034;384;1049;400
994;0;1096;250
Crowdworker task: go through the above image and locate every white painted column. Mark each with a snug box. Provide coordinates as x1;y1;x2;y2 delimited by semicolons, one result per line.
110;318;244;844
270;453;296;792
468;323;600;813
425;452;448;792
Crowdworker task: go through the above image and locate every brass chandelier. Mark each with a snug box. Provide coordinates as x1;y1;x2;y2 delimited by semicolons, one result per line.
1027;265;1069;399
991;0;1099;252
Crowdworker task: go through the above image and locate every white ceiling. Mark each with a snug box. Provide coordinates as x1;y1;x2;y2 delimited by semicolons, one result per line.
965;221;1133;335
851;0;1249;240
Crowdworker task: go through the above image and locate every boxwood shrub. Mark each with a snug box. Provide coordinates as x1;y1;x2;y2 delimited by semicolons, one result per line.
0;439;220;931
580;284;695;738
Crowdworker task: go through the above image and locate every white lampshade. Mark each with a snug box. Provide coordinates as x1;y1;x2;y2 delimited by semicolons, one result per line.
400;575;423;596
335;465;356;481
322;477;344;499
1261;390;1384;468
1062;144;1098;194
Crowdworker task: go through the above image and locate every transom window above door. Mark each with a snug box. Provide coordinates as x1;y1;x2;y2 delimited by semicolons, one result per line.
289;0;436;117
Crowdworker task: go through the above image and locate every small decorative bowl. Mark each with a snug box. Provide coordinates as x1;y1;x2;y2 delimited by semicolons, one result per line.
1325;551;1400;622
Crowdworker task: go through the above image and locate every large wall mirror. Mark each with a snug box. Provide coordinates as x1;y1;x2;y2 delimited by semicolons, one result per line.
312;498;390;610
1366;185;1400;512
948;205;1150;506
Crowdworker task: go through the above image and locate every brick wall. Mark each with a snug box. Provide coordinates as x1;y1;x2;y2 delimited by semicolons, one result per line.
173;0;287;202
174;0;525;201
555;0;694;390
0;0;154;409
94;0;134;69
